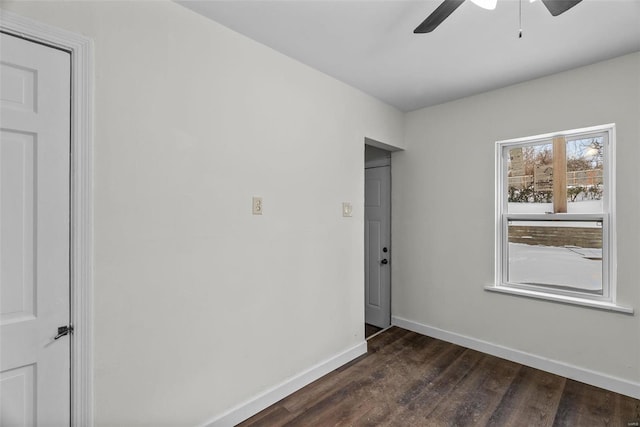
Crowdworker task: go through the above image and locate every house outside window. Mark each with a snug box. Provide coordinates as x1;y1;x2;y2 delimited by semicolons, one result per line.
491;124;624;310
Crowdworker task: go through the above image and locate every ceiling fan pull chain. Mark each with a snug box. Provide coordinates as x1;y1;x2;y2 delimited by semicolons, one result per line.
519;0;523;38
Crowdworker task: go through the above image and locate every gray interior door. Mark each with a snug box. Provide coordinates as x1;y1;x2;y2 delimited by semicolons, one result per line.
365;165;391;328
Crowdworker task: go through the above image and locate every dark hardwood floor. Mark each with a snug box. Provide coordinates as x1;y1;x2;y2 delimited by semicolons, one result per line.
239;327;640;426
365;323;383;339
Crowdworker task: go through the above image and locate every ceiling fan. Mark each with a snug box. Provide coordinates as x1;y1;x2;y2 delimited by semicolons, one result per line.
414;0;583;33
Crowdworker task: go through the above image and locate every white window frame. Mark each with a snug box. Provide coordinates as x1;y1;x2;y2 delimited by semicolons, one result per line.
488;124;632;314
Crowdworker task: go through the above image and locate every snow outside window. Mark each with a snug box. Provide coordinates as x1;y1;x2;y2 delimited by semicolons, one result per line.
494;124;616;305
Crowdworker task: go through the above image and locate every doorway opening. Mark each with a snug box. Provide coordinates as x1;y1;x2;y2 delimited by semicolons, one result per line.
364;144;393;338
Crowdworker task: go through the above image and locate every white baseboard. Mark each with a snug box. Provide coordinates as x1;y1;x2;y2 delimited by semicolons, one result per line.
392;316;640;400
201;341;368;427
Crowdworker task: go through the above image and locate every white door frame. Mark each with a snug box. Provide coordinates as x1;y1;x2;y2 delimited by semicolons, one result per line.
1;9;94;426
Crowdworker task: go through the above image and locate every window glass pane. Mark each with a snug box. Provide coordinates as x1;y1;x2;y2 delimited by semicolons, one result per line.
507;143;553;213
507;220;602;294
506;137;604;214
566;136;604;213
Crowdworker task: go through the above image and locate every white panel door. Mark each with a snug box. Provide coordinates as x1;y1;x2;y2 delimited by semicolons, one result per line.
365;166;391;328
0;32;71;426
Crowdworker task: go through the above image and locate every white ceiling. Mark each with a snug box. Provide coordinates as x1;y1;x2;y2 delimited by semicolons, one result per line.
177;0;640;112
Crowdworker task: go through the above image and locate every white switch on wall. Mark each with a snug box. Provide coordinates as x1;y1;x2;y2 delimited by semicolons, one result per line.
252;197;263;215
342;202;353;217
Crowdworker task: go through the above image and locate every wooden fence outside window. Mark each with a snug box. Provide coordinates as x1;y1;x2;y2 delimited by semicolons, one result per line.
508;169;603;190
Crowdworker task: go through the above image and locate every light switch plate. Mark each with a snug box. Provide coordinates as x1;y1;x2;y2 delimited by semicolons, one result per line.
342;202;353;217
252;197;263;215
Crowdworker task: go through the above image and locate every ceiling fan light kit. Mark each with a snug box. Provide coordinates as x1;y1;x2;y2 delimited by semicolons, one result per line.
470;0;497;10
414;0;583;34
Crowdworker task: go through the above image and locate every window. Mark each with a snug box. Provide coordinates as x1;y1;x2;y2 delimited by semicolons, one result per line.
492;124;621;309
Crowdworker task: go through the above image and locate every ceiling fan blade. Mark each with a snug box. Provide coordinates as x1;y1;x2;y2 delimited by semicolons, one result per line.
541;0;583;16
414;0;466;34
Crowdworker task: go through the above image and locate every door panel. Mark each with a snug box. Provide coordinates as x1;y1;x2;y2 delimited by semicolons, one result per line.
0;61;36;113
365;166;391;328
1;131;36;325
0;32;71;426
1;365;36;426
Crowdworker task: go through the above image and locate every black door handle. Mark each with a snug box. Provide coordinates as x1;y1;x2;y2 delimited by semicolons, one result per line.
381;259;388;265
54;325;73;340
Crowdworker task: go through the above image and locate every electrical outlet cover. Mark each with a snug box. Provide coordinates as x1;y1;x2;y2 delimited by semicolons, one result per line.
252;197;263;215
342;202;353;217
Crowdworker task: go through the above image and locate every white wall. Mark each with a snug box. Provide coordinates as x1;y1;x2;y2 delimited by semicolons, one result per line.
4;0;638;421
1;1;404;425
394;53;640;391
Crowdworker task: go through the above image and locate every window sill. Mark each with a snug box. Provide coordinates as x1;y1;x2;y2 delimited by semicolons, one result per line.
485;285;634;315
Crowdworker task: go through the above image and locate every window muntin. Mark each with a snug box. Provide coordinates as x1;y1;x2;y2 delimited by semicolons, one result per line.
496;125;614;303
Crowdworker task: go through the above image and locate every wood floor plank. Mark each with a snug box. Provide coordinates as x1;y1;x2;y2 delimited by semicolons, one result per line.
281;380;376;427
397;345;473;407
423;351;521;426
553;379;640;427
238;328;640;427
278;327;417;414
238;405;293;427
395;348;487;422
282;333;452;425
351;341;468;425
617;393;640;426
487;365;565;427
366;326;412;354
237;326;414;426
